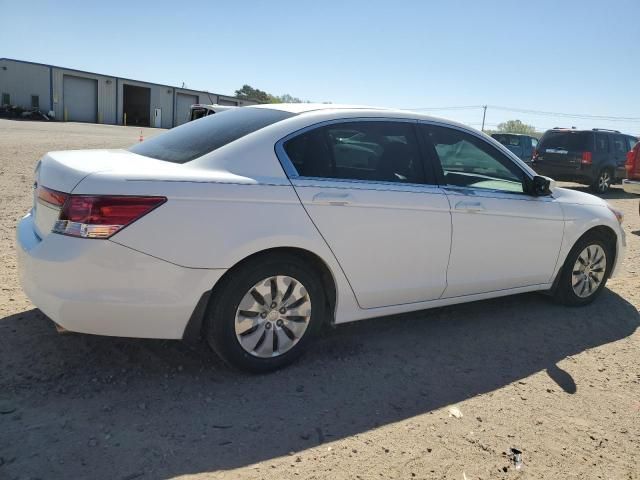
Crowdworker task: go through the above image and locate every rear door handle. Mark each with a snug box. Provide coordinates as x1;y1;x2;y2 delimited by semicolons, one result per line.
455;201;485;212
312;192;354;206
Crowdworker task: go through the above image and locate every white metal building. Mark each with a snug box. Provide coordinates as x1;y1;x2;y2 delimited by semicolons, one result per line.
0;58;258;128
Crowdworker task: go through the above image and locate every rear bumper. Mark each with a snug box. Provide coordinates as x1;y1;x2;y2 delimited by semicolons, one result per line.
16;212;225;339
622;179;640;195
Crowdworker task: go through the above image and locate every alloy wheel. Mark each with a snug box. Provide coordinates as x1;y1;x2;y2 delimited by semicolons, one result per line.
234;275;312;358
597;170;611;192
571;245;607;298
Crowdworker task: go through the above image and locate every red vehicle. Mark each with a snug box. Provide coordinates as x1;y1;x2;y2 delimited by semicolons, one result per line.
623;140;640;196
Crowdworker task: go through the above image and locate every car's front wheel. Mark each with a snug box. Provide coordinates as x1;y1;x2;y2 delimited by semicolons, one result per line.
205;254;326;372
553;232;614;306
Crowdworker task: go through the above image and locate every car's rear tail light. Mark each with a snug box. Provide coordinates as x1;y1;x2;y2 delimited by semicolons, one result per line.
53;195;166;239
37;185;68;208
625;143;639;177
532;148;539;160
581;151;592;165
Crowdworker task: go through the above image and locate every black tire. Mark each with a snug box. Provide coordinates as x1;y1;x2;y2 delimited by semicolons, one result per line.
590;168;613;194
205;253;326;373
552;232;614;306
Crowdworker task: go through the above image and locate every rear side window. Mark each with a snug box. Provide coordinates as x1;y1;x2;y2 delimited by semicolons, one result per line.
283;121;427;184
539;131;592;151
130;107;295;163
595;133;609;152
492;134;521;146
612;135;627;154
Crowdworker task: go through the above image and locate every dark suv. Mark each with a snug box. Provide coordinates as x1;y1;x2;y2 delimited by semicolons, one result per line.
532;128;637;193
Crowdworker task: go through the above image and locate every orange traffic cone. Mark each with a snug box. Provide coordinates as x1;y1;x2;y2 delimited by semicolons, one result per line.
139;129;144;142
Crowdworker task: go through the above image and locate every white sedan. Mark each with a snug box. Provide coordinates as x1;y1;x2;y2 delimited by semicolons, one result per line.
17;104;626;372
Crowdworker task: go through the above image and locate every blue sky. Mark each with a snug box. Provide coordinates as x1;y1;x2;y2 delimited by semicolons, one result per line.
2;0;640;134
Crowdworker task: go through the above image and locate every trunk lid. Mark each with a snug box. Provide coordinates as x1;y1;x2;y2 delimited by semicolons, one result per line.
32;149;182;238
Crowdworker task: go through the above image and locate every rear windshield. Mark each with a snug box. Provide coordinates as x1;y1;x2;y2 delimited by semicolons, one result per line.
492;134;522;146
130;107;295;163
539;131;592;151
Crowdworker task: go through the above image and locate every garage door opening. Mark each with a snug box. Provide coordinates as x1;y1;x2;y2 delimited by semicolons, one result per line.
123;84;151;127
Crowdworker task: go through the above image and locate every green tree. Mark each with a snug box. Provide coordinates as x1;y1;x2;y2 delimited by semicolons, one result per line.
234;85;306;104
496;119;537;135
234;84;272;103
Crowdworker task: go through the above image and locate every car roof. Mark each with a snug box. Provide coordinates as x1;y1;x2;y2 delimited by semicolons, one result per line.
248;103;474;131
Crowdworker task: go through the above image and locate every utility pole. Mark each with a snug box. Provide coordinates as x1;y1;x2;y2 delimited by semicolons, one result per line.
481;105;487;132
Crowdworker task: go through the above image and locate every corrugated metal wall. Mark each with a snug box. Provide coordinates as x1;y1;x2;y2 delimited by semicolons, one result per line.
0;59;51;112
1;59;259;127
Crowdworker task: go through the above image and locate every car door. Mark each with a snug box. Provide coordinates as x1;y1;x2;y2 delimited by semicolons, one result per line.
420;123;565;298
276;119;451;309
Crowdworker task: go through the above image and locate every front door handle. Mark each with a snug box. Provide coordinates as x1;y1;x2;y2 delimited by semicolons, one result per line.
312;192;354;206
455;201;485;212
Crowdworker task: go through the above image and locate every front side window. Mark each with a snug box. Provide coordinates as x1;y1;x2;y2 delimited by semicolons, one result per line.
423;125;525;193
283;121;427;184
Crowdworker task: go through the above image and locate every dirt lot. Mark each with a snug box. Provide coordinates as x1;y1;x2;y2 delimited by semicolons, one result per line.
0;119;638;480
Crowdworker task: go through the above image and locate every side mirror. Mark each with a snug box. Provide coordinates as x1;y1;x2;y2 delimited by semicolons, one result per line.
525;175;554;196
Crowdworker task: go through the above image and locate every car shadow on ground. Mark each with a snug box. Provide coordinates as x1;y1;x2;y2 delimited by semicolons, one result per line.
0;290;637;479
564;184;636;200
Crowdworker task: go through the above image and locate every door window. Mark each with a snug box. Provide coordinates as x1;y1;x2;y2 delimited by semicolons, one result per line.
423;125;525;193
595;133;609;152
612;135;627;155
531;137;538;149
283;121;428;184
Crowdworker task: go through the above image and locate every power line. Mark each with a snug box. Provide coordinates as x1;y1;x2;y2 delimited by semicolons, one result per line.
405;104;640;123
407;105;483;111
488;105;640;123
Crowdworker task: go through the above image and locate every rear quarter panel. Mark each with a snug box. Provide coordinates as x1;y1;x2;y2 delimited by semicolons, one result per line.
87;178;361;323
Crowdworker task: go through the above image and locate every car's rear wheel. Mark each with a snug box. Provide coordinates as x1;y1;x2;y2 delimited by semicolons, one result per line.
591;168;613;194
205;254;326;372
552;232;614;306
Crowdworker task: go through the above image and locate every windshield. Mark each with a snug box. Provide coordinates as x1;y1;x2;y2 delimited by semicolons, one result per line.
130;107;295;163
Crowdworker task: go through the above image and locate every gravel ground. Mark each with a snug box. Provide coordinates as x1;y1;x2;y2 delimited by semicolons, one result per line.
0;119;638;480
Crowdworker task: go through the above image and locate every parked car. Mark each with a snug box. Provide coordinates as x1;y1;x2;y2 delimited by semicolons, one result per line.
532;128;637;193
189;104;236;121
622;140;640;196
491;133;538;162
17;105;626;372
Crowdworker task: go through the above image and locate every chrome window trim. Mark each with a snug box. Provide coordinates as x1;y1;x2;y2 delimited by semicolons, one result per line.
274;117;427;187
442;184;555;202
273;116;546;198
